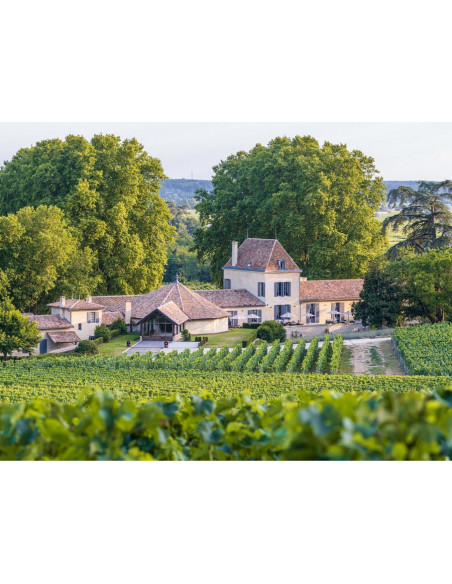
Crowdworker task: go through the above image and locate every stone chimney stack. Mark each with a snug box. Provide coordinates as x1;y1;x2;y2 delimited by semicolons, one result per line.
60;296;66;308
232;241;238;267
86;295;92;303
125;301;132;325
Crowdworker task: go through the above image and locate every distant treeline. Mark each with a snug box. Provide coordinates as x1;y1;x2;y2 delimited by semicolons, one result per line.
161;179;418;208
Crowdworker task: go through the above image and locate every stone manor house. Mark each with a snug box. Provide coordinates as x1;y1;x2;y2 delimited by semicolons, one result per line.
25;238;363;353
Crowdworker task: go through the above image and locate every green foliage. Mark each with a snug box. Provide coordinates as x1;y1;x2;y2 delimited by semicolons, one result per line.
109;317;127;335
0;298;41;360
0;134;175;295
286;339;306;373
389;247;452;323
164;203;211;283
0;352;448;404
384;181;452;258
316;335;332;373
329;335;343;374
0;205;97;312
259;340;280;372
181;329;191;342
94;323;112;343
75;340;99;355
353;263;405;328
393;323;452;376
193;135;387;283
256;320;286;343
300;337;319;374
3;386;452;459
273;339;294;372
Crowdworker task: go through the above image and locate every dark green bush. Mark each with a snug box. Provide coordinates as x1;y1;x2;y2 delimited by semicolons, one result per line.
109;317;127;335
182;329;191;342
94;323;112;343
243;322;260;329
75;340;99;355
110;328;121;338
256;324;274;342
1;387;452;460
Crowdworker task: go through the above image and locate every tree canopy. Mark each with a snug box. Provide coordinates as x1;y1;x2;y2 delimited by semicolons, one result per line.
0;134;175;296
193;136;387;282
0;298;41;360
383;181;452;258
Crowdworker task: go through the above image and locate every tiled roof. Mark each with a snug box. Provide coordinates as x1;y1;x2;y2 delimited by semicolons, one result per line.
102;310;124;326
153;301;189;325
26;314;73;330
300;279;364;301
223;238;300;272
195;289;265;308
132;281;230;322
92;295;138;311
47;330;81;344
47;299;105;310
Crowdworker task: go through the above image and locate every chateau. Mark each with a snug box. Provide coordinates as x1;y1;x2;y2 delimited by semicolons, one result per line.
24;238;364;353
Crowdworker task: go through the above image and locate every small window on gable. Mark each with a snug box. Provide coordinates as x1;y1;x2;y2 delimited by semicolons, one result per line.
78;323;82;331
224;278;231;289
278;259;286;270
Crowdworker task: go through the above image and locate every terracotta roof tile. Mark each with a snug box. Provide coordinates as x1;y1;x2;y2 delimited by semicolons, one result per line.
132;281;230;322
26;314;73;330
300;279;364;301
223;238;300;272
195;289;265;308
47;331;81;344
153;301;188;325
92;295;138;311
102;310;125;326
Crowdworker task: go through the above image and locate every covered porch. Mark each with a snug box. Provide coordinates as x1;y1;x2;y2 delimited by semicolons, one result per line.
139;306;187;341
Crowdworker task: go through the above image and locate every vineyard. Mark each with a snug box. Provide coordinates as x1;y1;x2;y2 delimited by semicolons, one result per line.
393;323;452;376
0;349;448;404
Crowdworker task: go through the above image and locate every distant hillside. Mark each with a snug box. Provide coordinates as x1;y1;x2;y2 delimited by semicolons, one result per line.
160;179;420;208
160;179;213;207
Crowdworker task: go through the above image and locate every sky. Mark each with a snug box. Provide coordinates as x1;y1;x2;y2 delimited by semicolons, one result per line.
0;122;451;181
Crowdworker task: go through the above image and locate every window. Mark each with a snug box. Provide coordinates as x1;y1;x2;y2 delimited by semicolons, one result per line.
78;323;82;330
248;309;262;324
274;282;291;296
274;305;291;319
228;310;238;327
278;259;286;270
87;311;99;324
224;278;231;289
306;303;319;324
257;282;265;297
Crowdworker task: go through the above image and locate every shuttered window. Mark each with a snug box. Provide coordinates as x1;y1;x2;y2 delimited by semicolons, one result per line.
274;282;291;296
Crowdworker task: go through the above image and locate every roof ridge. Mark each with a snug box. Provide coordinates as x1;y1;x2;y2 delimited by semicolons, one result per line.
266;240;277;270
176;281;185;313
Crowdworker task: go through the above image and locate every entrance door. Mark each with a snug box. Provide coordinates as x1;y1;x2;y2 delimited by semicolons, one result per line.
39;338;47;354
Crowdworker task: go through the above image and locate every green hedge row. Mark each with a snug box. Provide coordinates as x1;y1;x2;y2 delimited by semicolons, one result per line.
2;387;452;460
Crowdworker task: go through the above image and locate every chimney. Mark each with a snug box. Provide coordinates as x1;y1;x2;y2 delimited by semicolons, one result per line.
232;241;238;267
60;296;66;308
300;277;308;281
125;301;132;325
86;295;92;303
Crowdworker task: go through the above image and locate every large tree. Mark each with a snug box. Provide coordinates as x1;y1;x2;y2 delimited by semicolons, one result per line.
0;134;175;294
0;205;97;312
0;298;41;360
193;136;387;283
383;181;452;258
353;263;405;327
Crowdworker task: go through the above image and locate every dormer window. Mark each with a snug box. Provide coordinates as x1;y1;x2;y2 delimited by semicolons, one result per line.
278;259;286;270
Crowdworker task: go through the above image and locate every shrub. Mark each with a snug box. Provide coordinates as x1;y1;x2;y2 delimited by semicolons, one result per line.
93;337;104;346
243;322;260;329
182;329;191;342
257;320;286;342
329;335;343;374
316;335;332;373
94;323;112;343
256;324;274;342
300;337;318;374
75;340;99;355
109;317;127;335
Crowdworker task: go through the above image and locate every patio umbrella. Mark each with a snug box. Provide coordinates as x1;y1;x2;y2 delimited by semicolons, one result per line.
326;310;341;315
300;312;315;323
343;310;352;323
280;312;296;319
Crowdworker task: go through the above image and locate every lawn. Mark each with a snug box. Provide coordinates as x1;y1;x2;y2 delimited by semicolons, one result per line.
97;333;140;356
204;328;256;348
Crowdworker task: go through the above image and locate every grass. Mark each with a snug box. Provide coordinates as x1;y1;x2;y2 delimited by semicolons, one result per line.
375;211;406;247
204;328;256;348
97;333;140;356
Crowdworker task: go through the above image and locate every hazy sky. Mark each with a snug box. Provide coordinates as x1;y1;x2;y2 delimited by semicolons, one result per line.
0;123;451;181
